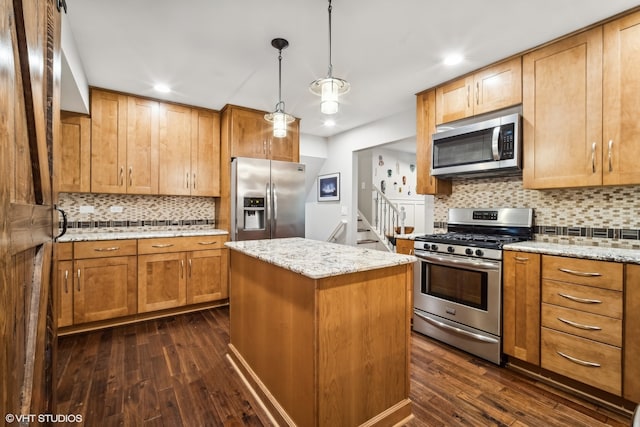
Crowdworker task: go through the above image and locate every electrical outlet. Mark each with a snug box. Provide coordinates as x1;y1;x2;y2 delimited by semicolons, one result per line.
79;205;94;214
110;206;124;213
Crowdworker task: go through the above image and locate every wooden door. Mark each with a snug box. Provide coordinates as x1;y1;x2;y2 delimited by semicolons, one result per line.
127;97;158;194
229;107;269;159
624;264;640;402
474;57;522;115
74;256;137;323
159;103;192;195
57;113;91;193
435;75;473;124
603;11;640;186
503;251;541;365
187;249;228;304
269;119;300;162
191;108;220;196
1;0;60;416
523;28;603;189
416;90;451;195
91;89;128;193
138;253;187;312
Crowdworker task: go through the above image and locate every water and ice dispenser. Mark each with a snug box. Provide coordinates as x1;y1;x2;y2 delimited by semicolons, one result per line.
243;197;266;230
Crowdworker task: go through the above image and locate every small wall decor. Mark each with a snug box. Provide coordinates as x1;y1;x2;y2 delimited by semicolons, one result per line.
387;169;392;177
318;172;340;202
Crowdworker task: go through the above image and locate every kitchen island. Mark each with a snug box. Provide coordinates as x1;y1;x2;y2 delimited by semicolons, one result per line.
225;238;416;427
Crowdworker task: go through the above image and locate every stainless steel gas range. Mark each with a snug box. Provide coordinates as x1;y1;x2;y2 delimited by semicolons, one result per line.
412;208;534;365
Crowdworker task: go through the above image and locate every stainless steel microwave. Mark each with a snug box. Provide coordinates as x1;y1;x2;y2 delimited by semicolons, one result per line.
431;113;521;178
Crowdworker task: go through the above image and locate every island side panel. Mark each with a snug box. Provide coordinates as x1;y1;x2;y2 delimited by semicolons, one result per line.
316;264;413;426
228;251;316;426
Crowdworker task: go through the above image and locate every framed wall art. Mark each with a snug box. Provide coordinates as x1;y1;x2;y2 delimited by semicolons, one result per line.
318;172;340;202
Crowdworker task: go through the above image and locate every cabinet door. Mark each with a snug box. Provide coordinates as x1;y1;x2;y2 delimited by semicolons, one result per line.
187;249;228;304
54;260;74;327
138;252;187;312
269;119;300;162
74;256;137;324
523;27;603;189
57;113;90;193
229;107;269;159
503;251;541;364
91;89;128;193
159;104;192;195
395;239;414;255
191;108;220;196
624;264;640;402
416;90;451;195
474;57;522;115
127;97;158;194
603;11;640;186
435;75;473;124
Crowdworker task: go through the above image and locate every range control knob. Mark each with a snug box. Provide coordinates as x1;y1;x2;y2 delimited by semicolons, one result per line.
430;244;438;251
447;246;455;253
465;248;474;255
475;249;484;257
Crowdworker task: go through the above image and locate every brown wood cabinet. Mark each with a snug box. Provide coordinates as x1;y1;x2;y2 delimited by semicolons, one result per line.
540;255;623;396
395;238;414;255
53;243;74;328
73;240;137;324
190;108;221;196
624;264;640;403
137;235;228;313
415;90;451;195
57;112;91;193
435;57;522;125
503;251;541;365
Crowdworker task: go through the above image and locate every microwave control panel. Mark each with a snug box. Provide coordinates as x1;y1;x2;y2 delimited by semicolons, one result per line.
500;124;515;159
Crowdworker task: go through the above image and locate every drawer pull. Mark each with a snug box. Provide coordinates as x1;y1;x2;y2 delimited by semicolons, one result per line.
197;241;218;246
151;243;174;248
514;256;529;261
94;247;119;252
557;317;602;331
558;267;602;277
64;270;69;293
557;351;601;368
77;269;81;291
558;293;602;304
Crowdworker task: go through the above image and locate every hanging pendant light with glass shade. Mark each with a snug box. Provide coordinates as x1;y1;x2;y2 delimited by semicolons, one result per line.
309;0;350;115
265;38;295;138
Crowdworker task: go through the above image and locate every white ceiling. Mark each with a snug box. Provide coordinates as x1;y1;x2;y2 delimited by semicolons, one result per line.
63;0;639;138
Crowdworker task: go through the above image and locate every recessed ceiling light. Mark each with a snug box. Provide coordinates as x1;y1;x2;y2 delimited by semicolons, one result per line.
443;54;463;66
324;119;336;127
153;83;171;93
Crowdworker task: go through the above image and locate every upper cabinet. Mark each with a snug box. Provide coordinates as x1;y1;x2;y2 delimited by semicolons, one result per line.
57;112;91;193
415;90;451;195
190;108;221;196
435;57;522;125
524;10;640;189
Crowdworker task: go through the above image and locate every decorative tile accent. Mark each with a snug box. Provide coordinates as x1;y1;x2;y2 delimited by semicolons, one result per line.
434;176;640;249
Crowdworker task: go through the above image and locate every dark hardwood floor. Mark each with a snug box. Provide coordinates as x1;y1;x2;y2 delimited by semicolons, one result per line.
56;307;631;426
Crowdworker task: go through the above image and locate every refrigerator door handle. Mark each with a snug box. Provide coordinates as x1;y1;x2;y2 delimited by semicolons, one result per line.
266;182;271;226
272;183;277;224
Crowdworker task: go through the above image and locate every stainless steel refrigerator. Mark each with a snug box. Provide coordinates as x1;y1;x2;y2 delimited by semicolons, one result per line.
231;157;306;241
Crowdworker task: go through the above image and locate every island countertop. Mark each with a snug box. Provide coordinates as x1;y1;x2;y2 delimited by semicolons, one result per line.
225;237;416;279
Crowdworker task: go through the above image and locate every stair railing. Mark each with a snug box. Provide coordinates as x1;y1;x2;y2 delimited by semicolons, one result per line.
327;218;348;243
372;186;406;246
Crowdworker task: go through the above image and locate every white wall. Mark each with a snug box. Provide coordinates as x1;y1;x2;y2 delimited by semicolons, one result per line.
61;13;90;114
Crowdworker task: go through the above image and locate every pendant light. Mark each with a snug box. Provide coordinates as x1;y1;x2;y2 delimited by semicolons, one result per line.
309;0;350;115
265;38;295;138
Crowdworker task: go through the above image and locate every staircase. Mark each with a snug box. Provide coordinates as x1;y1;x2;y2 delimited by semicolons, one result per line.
357;212;391;251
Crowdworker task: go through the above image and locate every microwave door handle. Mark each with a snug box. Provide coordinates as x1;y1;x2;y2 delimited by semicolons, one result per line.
491;126;501;160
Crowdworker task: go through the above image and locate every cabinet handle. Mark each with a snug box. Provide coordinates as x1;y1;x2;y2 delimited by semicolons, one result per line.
263;140;267;154
466;85;470;108
558;267;602;277
558;292;602;305
120;166;124;186
186;172;189;189
475;82;479;105
64;270;69;293
94;247;120;252
514;256;529;262
591;142;596;173
556;351;600;368
77;269;81;291
608;139;613;172
189;259;192;278
180;259;184;278
197;241;218;246
151;243;174;248
129;166;133;186
557;317;602;331
193;173;196;190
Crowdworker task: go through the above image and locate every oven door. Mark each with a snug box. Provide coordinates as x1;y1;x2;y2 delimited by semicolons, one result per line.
413;250;501;336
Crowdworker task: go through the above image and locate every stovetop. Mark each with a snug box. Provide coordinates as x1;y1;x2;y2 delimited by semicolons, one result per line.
414;232;526;249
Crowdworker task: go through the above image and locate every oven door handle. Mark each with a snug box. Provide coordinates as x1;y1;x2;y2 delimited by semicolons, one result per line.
414;310;499;344
415;252;500;271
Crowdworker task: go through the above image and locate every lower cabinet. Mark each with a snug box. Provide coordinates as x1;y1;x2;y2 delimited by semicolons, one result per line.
54;243;74;328
395;238;414;255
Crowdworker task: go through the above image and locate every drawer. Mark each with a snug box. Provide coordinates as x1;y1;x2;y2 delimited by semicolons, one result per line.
542;255;622;290
138;235;227;254
541;303;622;346
74;239;137;259
54;242;73;260
541;327;621;396
542;280;622;318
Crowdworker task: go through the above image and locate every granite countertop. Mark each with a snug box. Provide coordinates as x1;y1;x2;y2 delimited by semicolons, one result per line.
57;227;228;242
504;241;640;265
225;237;416;279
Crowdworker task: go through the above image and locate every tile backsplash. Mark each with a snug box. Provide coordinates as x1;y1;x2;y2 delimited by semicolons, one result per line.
57;193;216;231
434;176;640;249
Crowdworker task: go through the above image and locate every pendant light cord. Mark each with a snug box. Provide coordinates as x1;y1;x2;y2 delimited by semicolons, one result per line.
327;0;333;77
277;48;283;110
